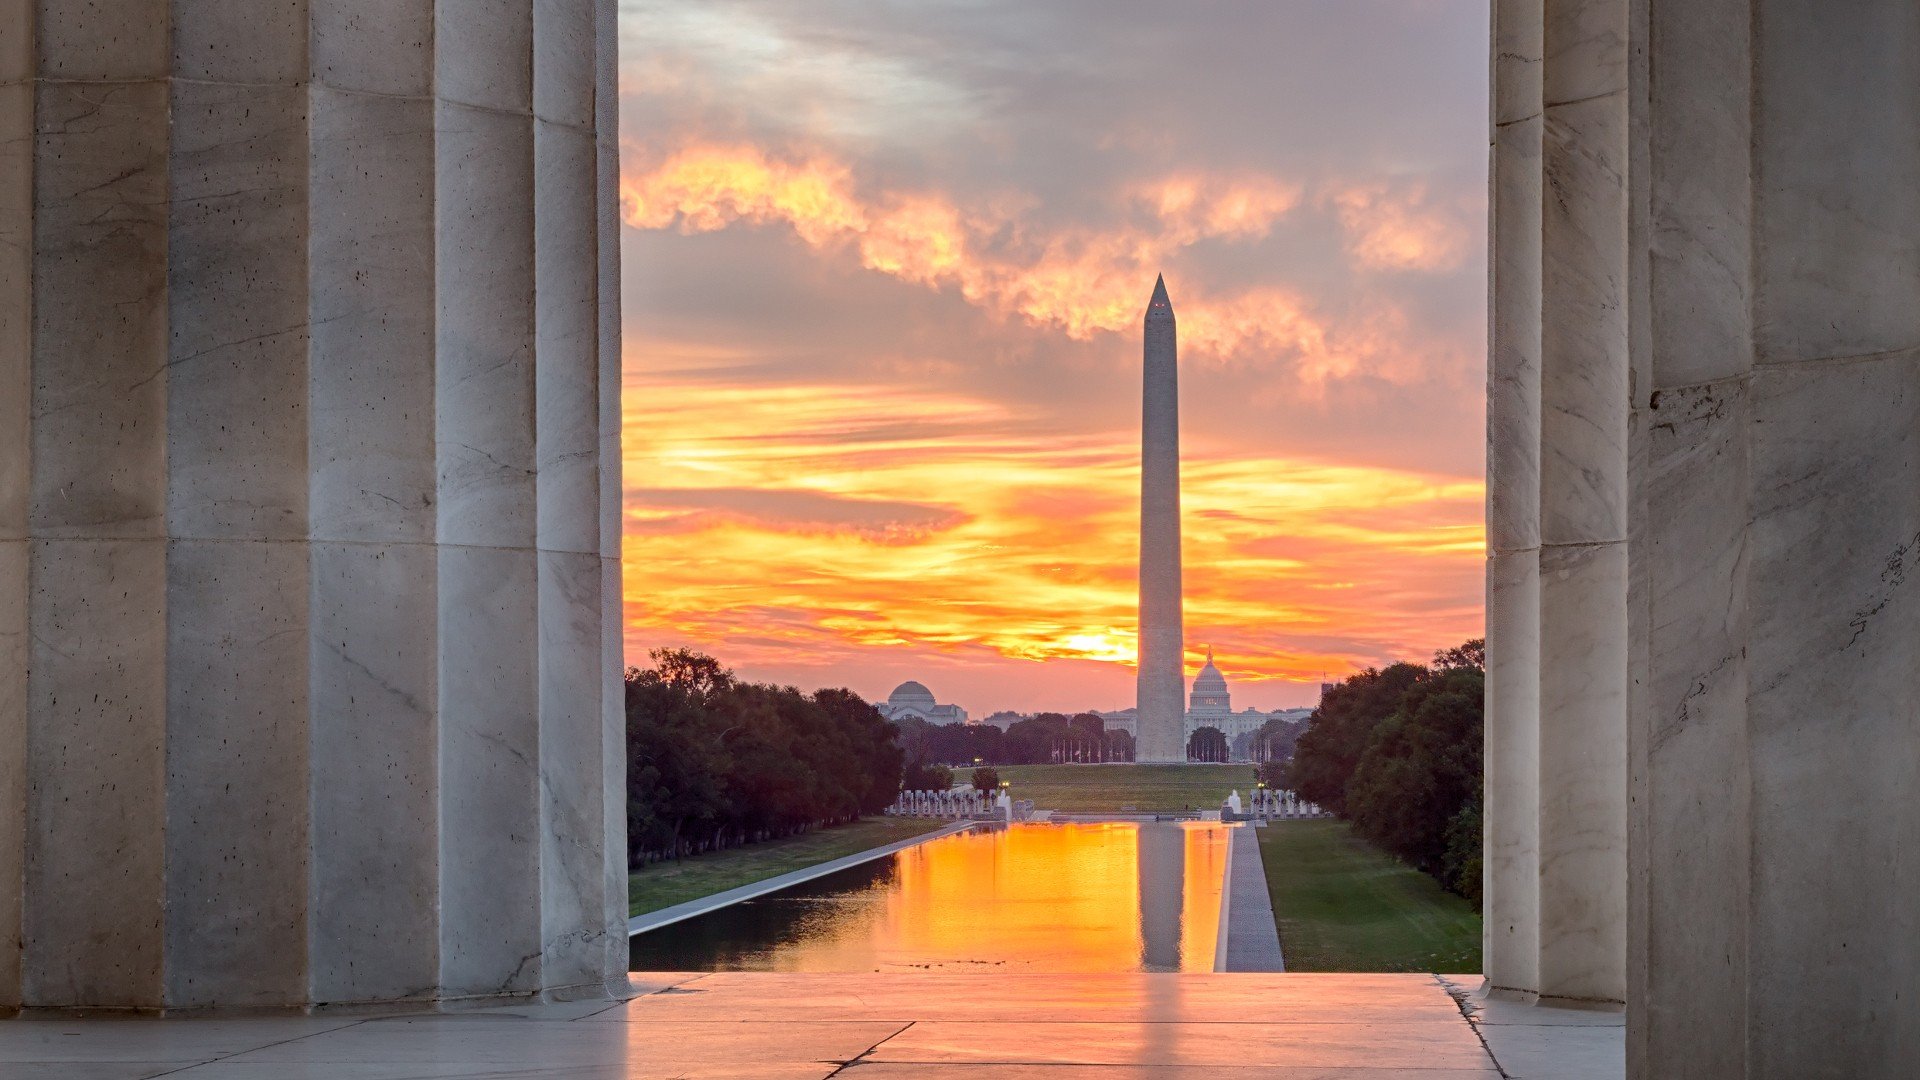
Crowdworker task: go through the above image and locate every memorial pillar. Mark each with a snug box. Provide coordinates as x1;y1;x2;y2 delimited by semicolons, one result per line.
1483;0;1543;1000
1534;0;1630;1007
1485;0;1630;1007
0;0;626;1011
1629;1;1920;1074
1498;0;1920;1071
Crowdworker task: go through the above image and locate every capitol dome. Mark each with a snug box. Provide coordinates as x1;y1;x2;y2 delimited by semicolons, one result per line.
1189;648;1231;717
887;681;938;711
1192;651;1228;693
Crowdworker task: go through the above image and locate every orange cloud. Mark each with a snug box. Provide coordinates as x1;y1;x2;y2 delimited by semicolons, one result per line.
620;360;1485;706
620;142;1433;384
1330;182;1473;272
1134;174;1303;243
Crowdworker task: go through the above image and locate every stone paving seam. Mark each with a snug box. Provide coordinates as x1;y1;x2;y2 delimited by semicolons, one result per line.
822;1020;917;1077
1435;974;1512;1079
132;1017;376;1079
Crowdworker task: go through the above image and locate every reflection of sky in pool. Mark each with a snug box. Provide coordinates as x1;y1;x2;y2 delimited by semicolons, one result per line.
629;821;1232;973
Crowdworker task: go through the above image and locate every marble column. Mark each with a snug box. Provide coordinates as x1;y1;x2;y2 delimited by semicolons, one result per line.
0;0;28;1010
1484;0;1630;1009
1498;0;1920;1072
0;1;626;1011
1628;1;1920;1075
1534;0;1630;1008
1483;0;1542;1000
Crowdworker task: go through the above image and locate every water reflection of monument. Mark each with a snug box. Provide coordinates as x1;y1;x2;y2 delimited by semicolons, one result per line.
629;823;1229;972
1135;822;1187;970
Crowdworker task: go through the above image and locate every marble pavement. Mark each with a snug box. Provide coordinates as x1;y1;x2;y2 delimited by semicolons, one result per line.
0;973;1623;1079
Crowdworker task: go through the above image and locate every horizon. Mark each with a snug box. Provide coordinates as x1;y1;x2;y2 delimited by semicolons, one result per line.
616;1;1489;716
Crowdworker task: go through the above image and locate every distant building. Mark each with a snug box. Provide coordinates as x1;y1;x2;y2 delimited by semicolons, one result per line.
876;680;968;725
1096;651;1306;758
1186;648;1286;744
975;710;1023;730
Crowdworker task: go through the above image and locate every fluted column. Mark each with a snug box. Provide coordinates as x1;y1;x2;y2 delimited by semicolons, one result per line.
1485;0;1629;1008
1628;1;1920;1074
594;0;628;976
1483;0;1543;999
1534;0;1630;1007
433;0;541;999
166;0;316;1006
24;0;173;1007
0;0;30;1012
0;1;625;1011
1629;0;1753;1069
1495;0;1920;1071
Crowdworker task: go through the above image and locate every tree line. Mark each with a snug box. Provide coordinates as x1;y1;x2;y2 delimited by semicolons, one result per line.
625;649;904;866
894;712;1135;768
1283;639;1486;903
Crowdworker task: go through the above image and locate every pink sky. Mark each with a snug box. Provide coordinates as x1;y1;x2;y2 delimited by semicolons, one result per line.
616;1;1488;715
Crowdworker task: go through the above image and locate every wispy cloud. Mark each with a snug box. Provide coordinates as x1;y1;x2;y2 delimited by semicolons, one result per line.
616;2;1488;712
620;368;1484;705
1330;182;1475;272
621;141;1459;384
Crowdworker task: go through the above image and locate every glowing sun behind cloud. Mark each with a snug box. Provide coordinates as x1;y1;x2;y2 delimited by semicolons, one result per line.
617;1;1488;714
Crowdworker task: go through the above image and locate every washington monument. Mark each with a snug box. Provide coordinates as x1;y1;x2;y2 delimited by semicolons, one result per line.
1135;275;1185;763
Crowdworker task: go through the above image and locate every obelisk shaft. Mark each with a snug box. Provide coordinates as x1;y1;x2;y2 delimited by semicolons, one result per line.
1136;276;1185;764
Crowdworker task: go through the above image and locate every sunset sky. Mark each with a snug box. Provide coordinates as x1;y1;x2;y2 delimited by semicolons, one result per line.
616;1;1488;715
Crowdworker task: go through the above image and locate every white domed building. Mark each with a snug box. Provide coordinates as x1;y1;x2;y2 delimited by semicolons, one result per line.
1098;649;1299;756
1185;648;1281;742
875;680;968;725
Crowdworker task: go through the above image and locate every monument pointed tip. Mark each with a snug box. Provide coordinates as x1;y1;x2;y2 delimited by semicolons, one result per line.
1146;274;1172;316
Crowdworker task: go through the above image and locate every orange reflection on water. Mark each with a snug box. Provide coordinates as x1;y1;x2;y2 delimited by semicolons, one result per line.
650;822;1232;973
1181;823;1230;968
892;822;1146;970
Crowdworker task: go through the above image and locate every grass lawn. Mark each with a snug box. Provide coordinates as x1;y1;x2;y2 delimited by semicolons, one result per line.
628;817;947;917
996;763;1258;812
1259;819;1481;972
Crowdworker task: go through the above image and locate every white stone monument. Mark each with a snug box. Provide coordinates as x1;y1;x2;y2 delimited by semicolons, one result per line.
1134;276;1186;763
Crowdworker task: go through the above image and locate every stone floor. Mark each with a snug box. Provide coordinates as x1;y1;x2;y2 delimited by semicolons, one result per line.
0;973;1624;1078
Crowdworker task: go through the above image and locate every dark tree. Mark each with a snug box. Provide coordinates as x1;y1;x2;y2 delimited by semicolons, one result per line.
1280;640;1488;902
971;766;1000;792
892;715;933;765
1005;714;1069;764
1285;662;1425;814
625;651;916;866
1066;712;1109;762
1186;725;1229;763
925;721;1005;766
1252;715;1306;763
1344;665;1484;878
1433;638;1486;672
902;758;953;792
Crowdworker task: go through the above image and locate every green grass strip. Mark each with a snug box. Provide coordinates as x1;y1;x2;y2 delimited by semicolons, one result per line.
996;763;1258;812
627;817;948;917
1259;819;1482;972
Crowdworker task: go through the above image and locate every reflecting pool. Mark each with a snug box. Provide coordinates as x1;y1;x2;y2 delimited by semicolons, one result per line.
629;821;1231;973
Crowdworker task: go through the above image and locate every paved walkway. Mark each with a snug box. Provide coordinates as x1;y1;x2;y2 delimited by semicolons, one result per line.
628;819;977;936
1221;823;1287;971
0;973;1624;1078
